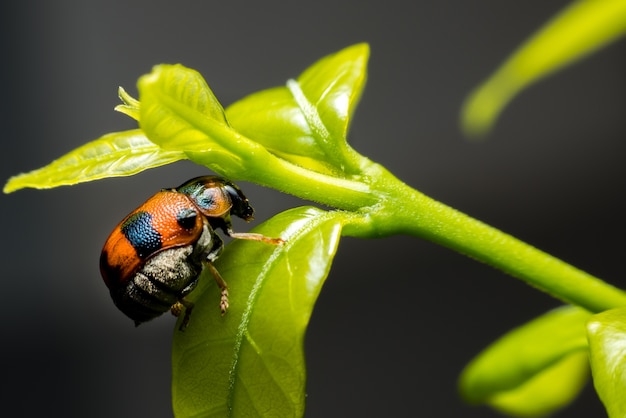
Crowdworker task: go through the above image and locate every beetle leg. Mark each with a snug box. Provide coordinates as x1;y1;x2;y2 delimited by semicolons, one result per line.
227;231;285;245
171;298;194;331
170;302;183;317
206;261;229;315
207;212;284;245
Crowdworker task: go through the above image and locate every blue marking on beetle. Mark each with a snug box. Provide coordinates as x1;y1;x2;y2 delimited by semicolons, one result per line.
121;211;162;258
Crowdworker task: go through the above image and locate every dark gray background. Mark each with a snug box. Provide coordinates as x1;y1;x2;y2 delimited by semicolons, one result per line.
2;1;624;417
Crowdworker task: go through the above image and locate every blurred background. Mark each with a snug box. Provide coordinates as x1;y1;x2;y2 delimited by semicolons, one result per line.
2;1;624;416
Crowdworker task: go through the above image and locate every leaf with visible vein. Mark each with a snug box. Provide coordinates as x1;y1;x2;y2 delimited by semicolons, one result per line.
4;130;186;193
227;43;369;174
172;206;348;418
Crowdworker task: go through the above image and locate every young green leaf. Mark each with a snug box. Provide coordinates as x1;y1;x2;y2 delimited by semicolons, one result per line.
171;206;348;418
115;86;141;121
461;0;626;137
226;87;334;173
294;43;368;151
486;351;589;417
138;61;377;211
3;130;186;193
459;305;591;416
587;307;626;418
226;43;369;174
138;64;230;150
138;63;275;178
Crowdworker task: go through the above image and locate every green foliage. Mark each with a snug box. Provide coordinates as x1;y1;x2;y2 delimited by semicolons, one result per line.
458;2;626;415
588;308;626;418
3;130;185;192
136;45;377;212
4;6;626;415
460;306;591;416
172;207;347;417
461;0;626;138
225;42;368;176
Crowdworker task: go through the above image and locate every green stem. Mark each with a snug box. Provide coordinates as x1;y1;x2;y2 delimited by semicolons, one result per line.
355;166;626;313
179;110;379;211
176;84;626;312
253;157;379;211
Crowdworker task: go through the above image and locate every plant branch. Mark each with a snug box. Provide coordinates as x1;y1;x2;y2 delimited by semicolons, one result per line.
352;168;626;313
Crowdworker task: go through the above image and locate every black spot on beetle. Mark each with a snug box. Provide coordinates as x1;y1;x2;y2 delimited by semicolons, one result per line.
121;211;162;258
176;208;197;230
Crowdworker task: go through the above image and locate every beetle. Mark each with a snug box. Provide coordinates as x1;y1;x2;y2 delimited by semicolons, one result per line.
99;176;283;330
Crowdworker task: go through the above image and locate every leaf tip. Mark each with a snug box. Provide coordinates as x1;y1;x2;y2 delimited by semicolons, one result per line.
349;42;370;56
460;86;499;140
115;86;141;120
3;174;46;193
338;42;371;67
3;178;18;194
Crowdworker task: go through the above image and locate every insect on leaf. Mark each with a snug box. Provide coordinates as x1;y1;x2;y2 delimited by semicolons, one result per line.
172;206;347;418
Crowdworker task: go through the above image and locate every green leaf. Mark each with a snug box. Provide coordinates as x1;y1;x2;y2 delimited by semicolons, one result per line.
138;64;272;178
226;86;321;158
172;206;347;418
459;305;591;416
587;307;626;418
461;0;626;137
137;61;376;210
226;43;369;174
138;64;229;150
486;351;589;417
294;43;368;147
114;86;141;121
3;130;186;193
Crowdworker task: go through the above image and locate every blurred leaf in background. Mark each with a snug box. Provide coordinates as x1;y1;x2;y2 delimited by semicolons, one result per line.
461;0;626;138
